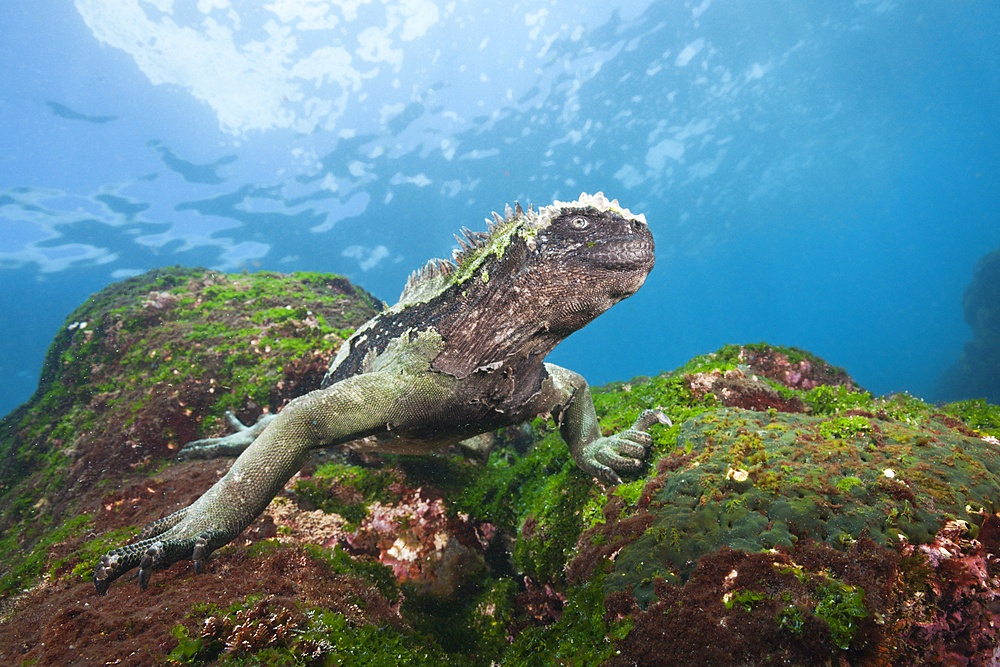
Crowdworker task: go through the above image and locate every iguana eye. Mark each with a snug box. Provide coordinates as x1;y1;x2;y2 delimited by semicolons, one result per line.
570;216;589;230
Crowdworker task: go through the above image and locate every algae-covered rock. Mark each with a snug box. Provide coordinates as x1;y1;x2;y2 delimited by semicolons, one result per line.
601;405;1000;603
3;270;1000;667
568;345;1000;666
0;268;385;650
0;267;380;513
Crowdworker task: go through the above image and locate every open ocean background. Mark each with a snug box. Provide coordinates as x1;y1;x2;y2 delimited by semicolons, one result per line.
2;0;998;418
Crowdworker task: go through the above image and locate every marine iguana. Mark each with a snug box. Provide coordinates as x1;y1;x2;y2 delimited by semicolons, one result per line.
94;192;668;595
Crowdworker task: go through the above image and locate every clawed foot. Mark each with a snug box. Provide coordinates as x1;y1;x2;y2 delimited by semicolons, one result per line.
582;409;672;485
178;411;275;460
96;412;276;595
94;529;217;595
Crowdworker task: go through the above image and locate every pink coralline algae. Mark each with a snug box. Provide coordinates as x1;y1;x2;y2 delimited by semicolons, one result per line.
771;355;809;388
782;360;813;389
734;345;859;391
686;367;806;413
683;345;862;414
347;487;488;597
898;515;1000;665
141;290;180;311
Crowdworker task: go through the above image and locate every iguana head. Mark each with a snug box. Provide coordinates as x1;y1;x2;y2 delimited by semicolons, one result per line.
405;192;655;378
400;192;653;309
526;192;655;328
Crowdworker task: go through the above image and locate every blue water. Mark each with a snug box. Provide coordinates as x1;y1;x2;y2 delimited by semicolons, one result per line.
1;0;998;417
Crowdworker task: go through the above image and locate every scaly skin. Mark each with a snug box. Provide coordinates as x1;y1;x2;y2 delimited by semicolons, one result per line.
94;192;668;595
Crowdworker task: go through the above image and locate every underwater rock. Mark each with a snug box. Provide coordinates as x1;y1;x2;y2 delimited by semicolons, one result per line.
567;344;1000;666
686;367;808;413
939;246;1000;404
603;539;898;666
590;405;1000;602
0;267;382;528
2;267;1000;666
0;267;395;665
896;515;1000;663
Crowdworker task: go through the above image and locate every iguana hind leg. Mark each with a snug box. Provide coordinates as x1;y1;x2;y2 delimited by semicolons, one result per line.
94;415;277;594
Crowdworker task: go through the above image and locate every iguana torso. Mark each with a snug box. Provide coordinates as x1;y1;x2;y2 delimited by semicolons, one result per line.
94;192;667;594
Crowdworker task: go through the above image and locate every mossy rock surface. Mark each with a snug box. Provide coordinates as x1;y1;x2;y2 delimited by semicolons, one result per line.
603;407;1000;604
0;267;381;597
562;347;1000;665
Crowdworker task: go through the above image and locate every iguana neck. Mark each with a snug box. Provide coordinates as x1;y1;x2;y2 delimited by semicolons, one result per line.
429;237;578;379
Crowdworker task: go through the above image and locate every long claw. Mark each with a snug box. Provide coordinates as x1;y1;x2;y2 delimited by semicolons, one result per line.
94;553;118;596
633;409;672;431
224;410;249;430
93;529;213;595
192;534;210;574
594;464;623;486
137;541;164;590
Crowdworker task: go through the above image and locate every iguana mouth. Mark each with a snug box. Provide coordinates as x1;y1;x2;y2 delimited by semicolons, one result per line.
589;238;655;270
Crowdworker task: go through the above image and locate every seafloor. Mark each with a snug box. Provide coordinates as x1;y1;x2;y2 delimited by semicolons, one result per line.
1;268;998;666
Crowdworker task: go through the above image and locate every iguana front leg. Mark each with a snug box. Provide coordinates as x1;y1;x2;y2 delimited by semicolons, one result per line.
177;410;276;459
94;370;448;594
540;363;671;485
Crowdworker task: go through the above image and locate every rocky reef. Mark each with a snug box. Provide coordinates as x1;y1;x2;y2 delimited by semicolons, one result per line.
939;246;1000;405
1;269;999;666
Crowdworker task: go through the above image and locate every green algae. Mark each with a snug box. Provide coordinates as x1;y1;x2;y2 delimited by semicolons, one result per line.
168;601;455;667
724;589;768;612
0;512;135;599
293;463;400;527
0;512;93;596
596;399;1000;605
728;563;868;651
942;398;1000;438
803;384;875;415
500;573;632;667
462;424;598;583
818;414;872;440
835;476;864;493
813;579;868;650
0;267;381;602
397;576;520;664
